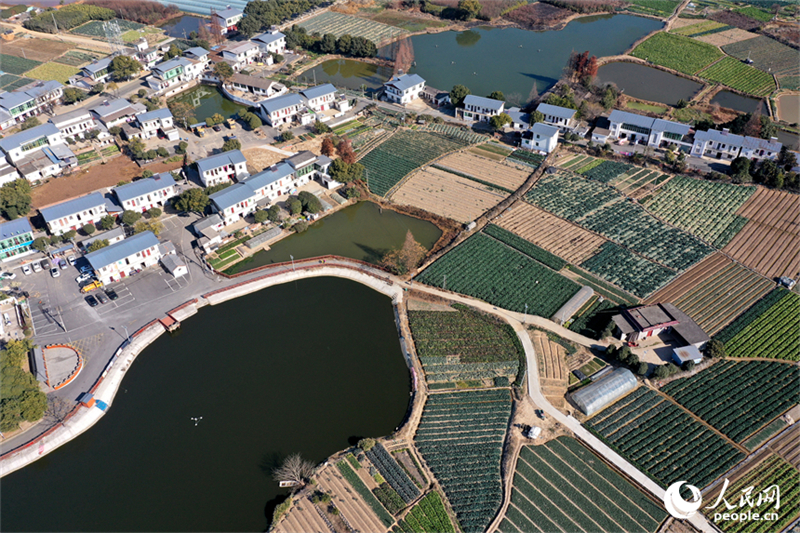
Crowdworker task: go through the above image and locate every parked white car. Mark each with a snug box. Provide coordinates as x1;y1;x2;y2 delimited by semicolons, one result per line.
21;264;31;276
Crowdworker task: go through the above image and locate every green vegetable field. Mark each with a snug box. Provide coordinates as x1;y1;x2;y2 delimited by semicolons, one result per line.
0;53;41;75
631;32;722;74
723;36;799;77
392;492;456;533
698;57;777;97
579;242;677;298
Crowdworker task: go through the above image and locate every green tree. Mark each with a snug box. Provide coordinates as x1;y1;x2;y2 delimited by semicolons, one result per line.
318;33;337;53
87;239;109;252
99;215;116;230
336;34;353;54
281;131;295;142
49;235;62;246
298;191;322;213
292;220;308;233
121;210;142;226
488;90;505;101
145;149;157;160
0;339;45;432
254;210;269;223
63;87;88;104
138;88;148;98
636;362;649;376
31;237;49;252
0;179;32;220
287;197;302;215
176;141;188;154
142;170;154;179
156;146;169;158
222;139;242;152
169;101;196;128
20;116;40;130
174;188;209;213
458;0;481;19
358;438;376;451
164;43;181;59
63;229;77;241
147;207;162;218
214;61;234;82
313;120;331;134
133;219;164;236
380;230;427;275
267;205;281;223
450;84;470;107
246;113;262;130
489;112;512;130
90;82;105;95
82;223;96;235
705;339;725;358
110;55;142;80
109;126;122;136
682;360;696;372
755;160;781;186
528;110;544;125
653;365;670;380
730;156;752;184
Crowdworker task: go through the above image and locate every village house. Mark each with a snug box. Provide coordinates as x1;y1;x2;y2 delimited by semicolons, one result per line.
113;172;177;212
212;6;243;35
300;84;337;112
0;80;64;131
14;143;77;182
536;103;577;132
460;95;505;122
132;38;160;68
221;41;261;71
612;303;709;350
85;231;163;284
89;99;147;129
691;128;782;162
147;57;205;94
223;73;286;101
133;108;179;140
0;160;21;187
208;182;258;225
522;123;559;154
0;123;64;163
49;109;97;140
383;73;426;105
0;218;35;261
183;47;210;66
607;110;692;149
80;57;114;84
505;107;531;130
39;192;107;235
252;28;286;56
195;150;249;187
259;93;304;127
80;226;126;251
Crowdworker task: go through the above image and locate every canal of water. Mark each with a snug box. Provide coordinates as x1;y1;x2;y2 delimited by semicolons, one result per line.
0;277;411;532
226;201;443;275
168;85;249;124
596;62;703;105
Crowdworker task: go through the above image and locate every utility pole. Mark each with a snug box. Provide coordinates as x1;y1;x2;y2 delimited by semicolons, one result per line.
51;12;59;34
524;303;528;324
122;325;130;343
442;274;446;292
290;254;294;271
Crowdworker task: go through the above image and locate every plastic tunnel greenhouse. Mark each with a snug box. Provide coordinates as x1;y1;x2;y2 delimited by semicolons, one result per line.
570;368;637;416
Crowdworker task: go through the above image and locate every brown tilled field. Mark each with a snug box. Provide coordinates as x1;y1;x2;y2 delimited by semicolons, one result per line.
436;152;531;191
496;202;606;264
646;252;730;304
695;28;758;46
724;188;800;279
316;464;389;533
530;330;568;409
389;167;505;223
272;494;332;533
770;423;800;467
3;37;72;62
242;148;288;174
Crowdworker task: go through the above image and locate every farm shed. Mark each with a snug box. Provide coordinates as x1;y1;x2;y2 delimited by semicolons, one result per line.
571;368;637;416
672;345;703;366
612;303;710;349
552;286;594;325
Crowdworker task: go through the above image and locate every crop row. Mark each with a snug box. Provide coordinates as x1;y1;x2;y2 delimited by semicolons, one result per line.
374;483;406;514
507;149;544;168
72;18;144;37
526;171;619;220
0;53;41;75
393;492;456;533
428;124;487;144
723;35;800;77
644;176;756;246
298;11;407;42
414;233;581;317
699;57;777;97
661;360;799;442
336;461;395;527
580;161;634;184
483;224;567;270
672;20;728;36
579;242;677;298
714;289;788;343
366;444;420;504
631;31;722;75
415;390;511;532
586;388;745;488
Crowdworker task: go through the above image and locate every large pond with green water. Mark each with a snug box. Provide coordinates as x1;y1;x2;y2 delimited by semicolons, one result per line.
596;62;702;105
168;85;248;124
226;201;443;274
299;59;395;91
0;277;411;531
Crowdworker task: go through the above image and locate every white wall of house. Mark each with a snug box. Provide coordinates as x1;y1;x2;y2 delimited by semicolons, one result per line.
385;82;424;105
94;244;162;284
200;161;248;187
47;205;106;235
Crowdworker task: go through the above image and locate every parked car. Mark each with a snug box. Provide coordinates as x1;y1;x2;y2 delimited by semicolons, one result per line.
79;265;92;274
105;288;119;301
76;272;93;284
96;292;108;304
59;260;68;270
80;280;103;293
40;259;50;271
0;271;16;280
21;264;31;276
50;267;60;278
213;124;222;132
32;262;42;273
67;255;76;266
85;295;99;307
535;409;546;420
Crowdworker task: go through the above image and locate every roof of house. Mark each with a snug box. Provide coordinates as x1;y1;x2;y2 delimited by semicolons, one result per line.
694;128;745;147
260;93;303;115
506;106;530;127
209;182;255;211
316;154;332;166
609;109;655;130
464;94;504;112
625;304;677;330
537;103;576;120
18;80;62;98
81;226;125;248
673;345;703;363
301;83;336;101
0;162;19;179
183;47;209;59
286;150;316;169
651;118;690;137
228;73;282;92
384;73;425;92
742;135;782;152
530;122;560;137
253;31;285;45
214;6;242;19
0;91;32;112
161;253;186;274
193;213;223;233
244;162;294;190
49;108;93;127
40;192;106;223
113;173;176;203
662;303;710;345
136;107;173;124
83;57;113;74
0;218;32;239
0;123;60;153
153;57;190;76
86;231;160;271
90;99;145;120
195;150;247;174
223;41;258;55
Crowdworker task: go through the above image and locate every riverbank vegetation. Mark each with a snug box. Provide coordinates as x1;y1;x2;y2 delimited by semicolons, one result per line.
84;0;180;25
24;4;114;33
0;340;47;433
238;0;328;37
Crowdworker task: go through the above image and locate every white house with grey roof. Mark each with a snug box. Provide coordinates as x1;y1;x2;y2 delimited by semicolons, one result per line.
221;41;261;71
536;103;577;132
253;28;286;56
49;109;98;140
0;80;64;131
608;110;691;148
223;73;286;102
80;57;114;83
90;99;147;128
300;84;337;113
209;182;258;225
383;74;426;105
134;108;178;140
0;160;21;187
259;93;304;126
14;143;76;182
183;47;210;65
522;123;559;154
195;150;248;187
460;95;505;122
691;128;781;162
147;57;205;94
40;192;107;235
113;172;177;212
0;123;65;163
212;6;243;34
85;230;163;284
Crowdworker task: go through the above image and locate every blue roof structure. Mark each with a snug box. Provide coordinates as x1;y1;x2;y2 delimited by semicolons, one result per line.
195;150;247;175
260;93;303;115
0;218;32;239
23;80;62;98
152;57;190;77
243;162;293;190
215;6;242;19
301;84;336;101
83;57;113;74
86;231;160;271
136;108;173;124
464;95;504;112
530;122;559;137
651;118;690;136
113;173;176;203
183;47;209;59
537;103;576;120
609;109;655;129
253;31;285;45
209;182;254;211
40;192;105;223
0;123;60;153
385;73;425;92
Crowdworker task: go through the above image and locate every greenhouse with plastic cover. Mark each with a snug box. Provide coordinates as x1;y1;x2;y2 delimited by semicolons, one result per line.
570;368;637;416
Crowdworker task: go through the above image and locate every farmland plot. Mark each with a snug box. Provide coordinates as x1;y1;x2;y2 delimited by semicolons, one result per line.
723;35;800;77
25;63;80;84
724;188;800;279
0;54;42;75
714;289;800;361
408;304;522;385
579;242;678;298
585;387;745;489
414;233;581;317
393;492;456;533
694;27;758;46
366;444;420;504
436;152;531;191
483;225;567;270
661;360;800;443
672;20;729;36
698;57;776;97
644;176;755;247
389;167;505;223
495;202;606;264
414;389;512;533
2;38;71;62
71;18;144;37
298;12;407;44
503;438;666;533
631;32;722;75
319;462;394;531
530;330;568;408
579;161;634;184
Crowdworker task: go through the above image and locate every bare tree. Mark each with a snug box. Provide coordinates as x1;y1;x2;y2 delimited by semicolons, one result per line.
527;82;539;106
393;38;415;76
273;453;314;484
44;397;73;425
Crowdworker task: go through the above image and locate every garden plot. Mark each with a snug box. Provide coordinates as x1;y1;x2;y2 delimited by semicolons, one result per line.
530;330;568;408
71;18;144;37
393;492;456;533
25;63;80;84
55;50;99;66
629;173;673;199
631;32;722;75
435;152;531;191
661;360;800;444
585;387;745;490
323;462;394;530
698;57;776;97
579;160;634;184
272;494;334;533
724;188;800;279
298;11;407;44
2;37;72;63
0;54;41;75
723;35;800;77
483;225;567;270
414;389;512;533
579;242;678;299
389;167;504;223
644;176;755;247
694;27;758;46
672;20;729;36
495;202;606;264
503;438;666;533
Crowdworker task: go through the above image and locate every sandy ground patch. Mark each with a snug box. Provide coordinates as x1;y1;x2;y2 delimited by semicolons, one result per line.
695;27;758;46
242;148;288;174
2;37;72;62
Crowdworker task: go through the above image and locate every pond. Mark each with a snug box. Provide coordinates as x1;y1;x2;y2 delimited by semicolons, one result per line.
595;62;703;105
226;201;443;275
710;90;768;115
0;277;411;532
298;59;395;91
776;93;799;126
167;85;248;124
158;15;207;39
